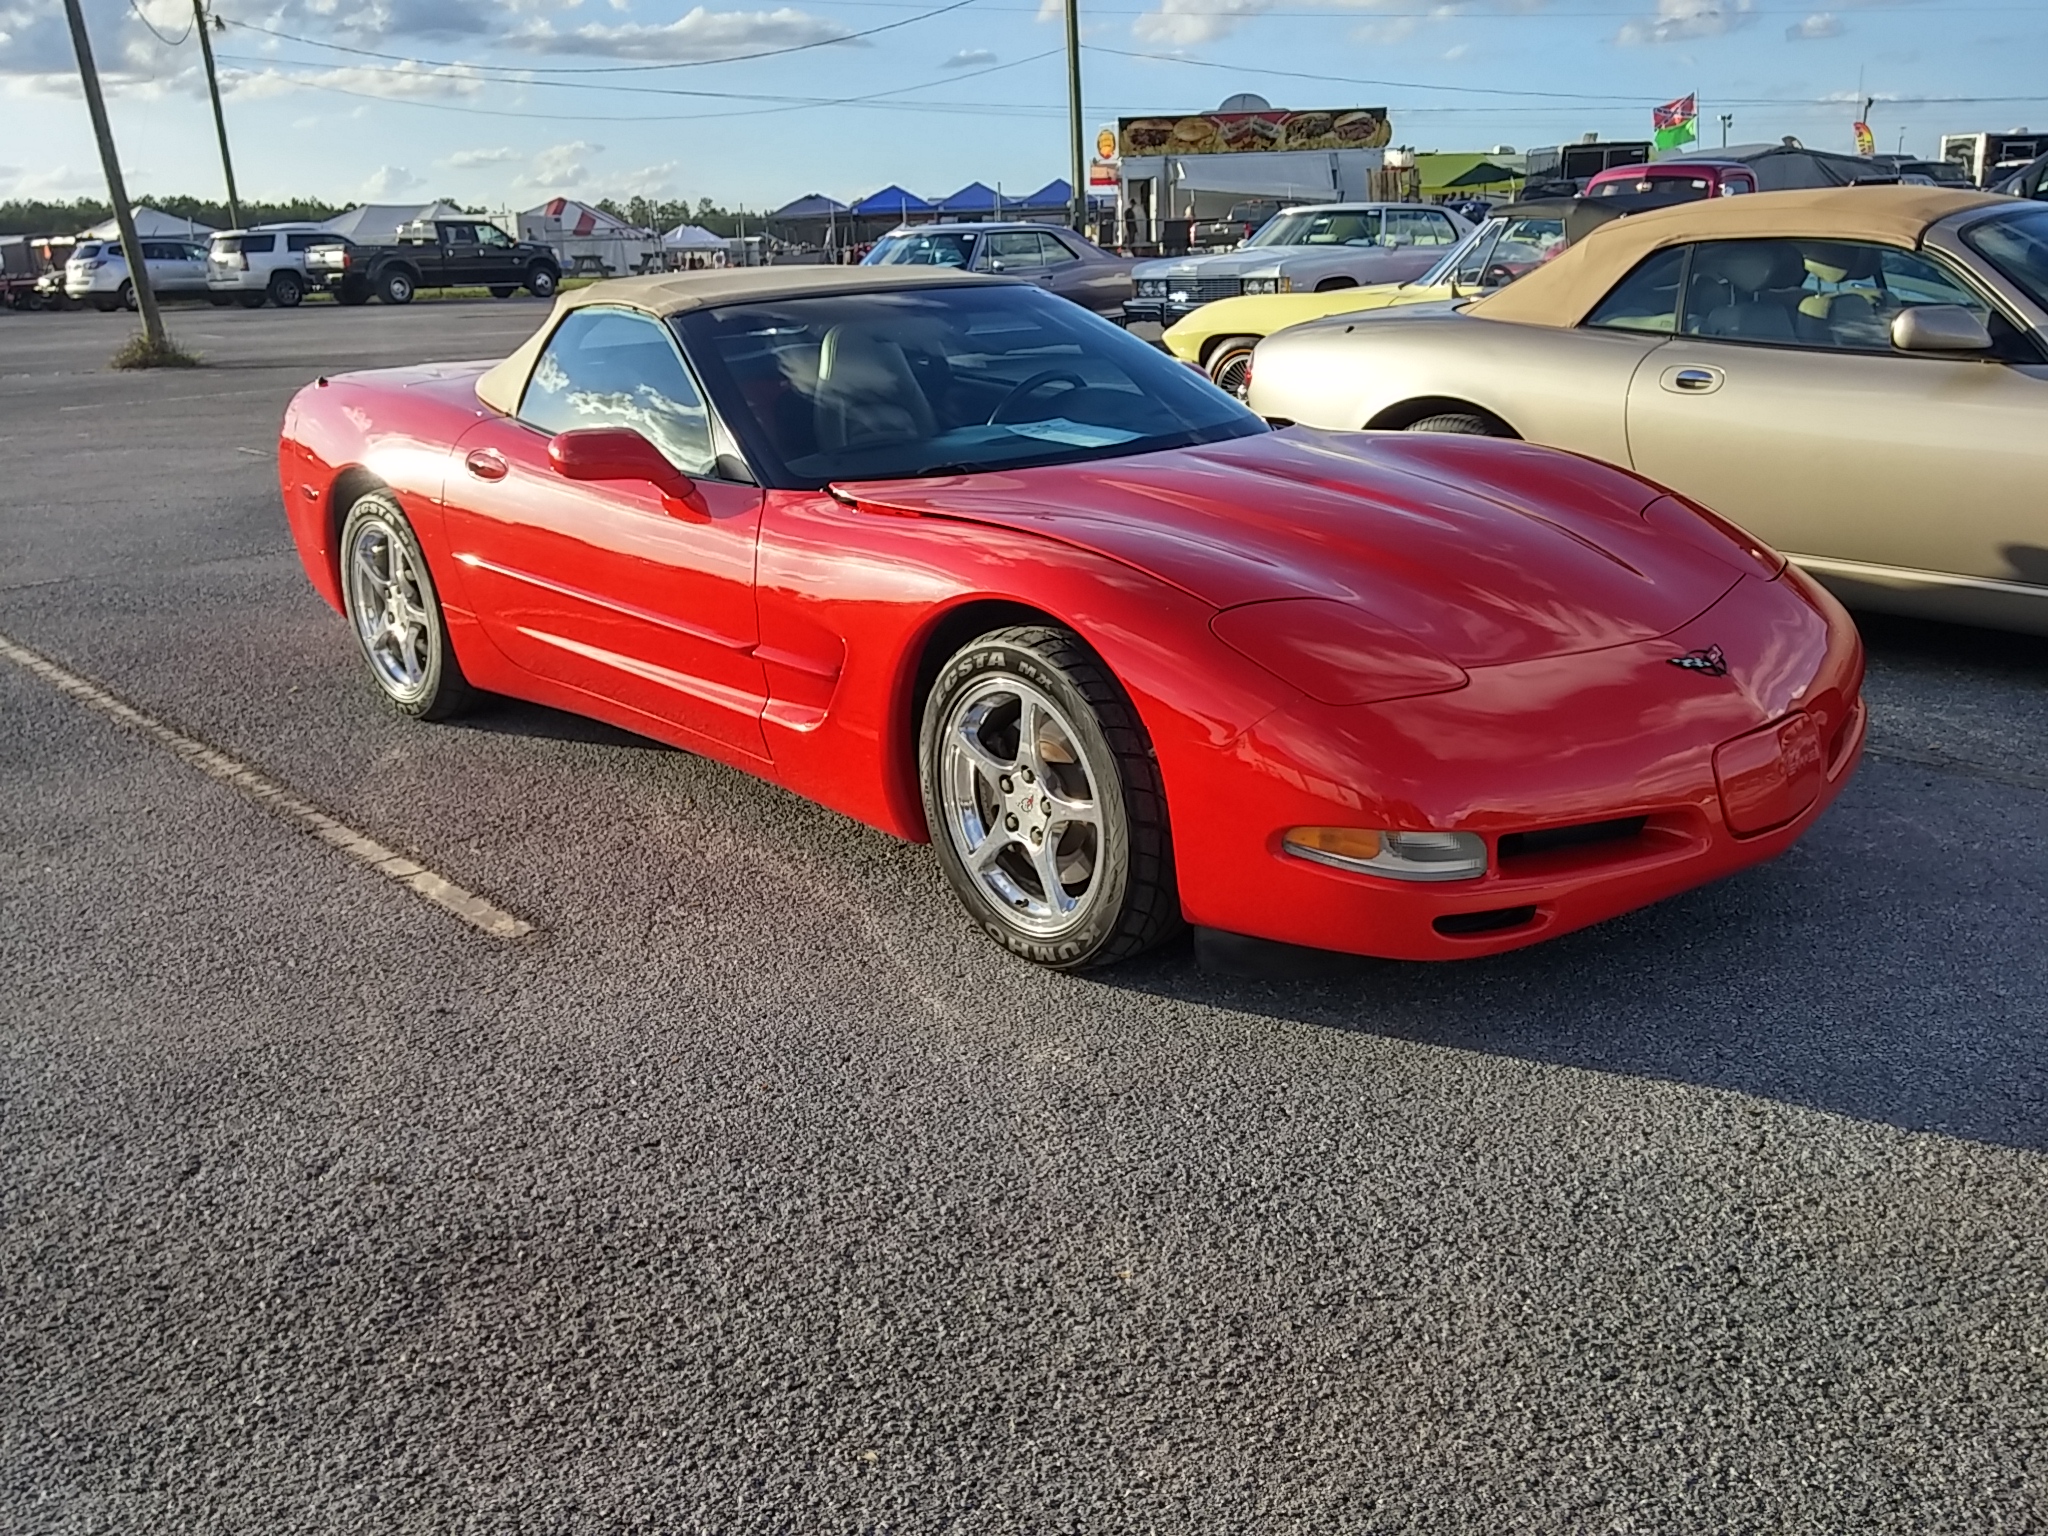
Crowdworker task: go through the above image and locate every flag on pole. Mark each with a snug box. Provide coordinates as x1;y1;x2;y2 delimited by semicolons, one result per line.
1653;93;1699;151
1852;120;1875;156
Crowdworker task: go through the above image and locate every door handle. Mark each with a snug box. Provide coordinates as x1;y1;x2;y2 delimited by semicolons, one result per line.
1662;366;1723;394
464;448;508;481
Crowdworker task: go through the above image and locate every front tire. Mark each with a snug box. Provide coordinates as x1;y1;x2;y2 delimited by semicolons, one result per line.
338;492;476;720
919;626;1179;970
118;281;136;312
1204;335;1259;399
377;269;415;305
525;265;558;299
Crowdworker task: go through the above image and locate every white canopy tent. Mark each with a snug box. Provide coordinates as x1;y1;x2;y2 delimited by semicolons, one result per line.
319;201;467;245
520;198;660;276
78;206;215;241
662;224;727;250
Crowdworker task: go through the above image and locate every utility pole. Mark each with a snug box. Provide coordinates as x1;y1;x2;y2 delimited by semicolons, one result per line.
63;0;168;350
192;0;241;230
1720;113;1733;148
1064;0;1086;232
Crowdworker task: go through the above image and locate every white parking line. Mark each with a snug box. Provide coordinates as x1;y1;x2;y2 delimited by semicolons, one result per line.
0;630;536;941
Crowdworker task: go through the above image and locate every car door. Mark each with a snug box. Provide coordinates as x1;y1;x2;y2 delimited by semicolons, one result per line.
437;222;481;286
1623;236;2048;587
441;305;771;758
976;230;1049;287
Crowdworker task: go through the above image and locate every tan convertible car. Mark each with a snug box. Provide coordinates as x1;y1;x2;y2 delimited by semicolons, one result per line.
1247;187;2048;633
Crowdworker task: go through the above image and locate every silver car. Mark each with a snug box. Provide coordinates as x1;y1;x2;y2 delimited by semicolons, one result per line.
1248;187;2048;635
1125;203;1471;326
861;223;1135;318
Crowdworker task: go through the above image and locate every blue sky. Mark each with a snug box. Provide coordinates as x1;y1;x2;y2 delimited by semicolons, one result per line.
2;0;2042;215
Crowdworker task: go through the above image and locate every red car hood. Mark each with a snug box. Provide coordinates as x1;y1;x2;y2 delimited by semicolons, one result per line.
835;428;1743;668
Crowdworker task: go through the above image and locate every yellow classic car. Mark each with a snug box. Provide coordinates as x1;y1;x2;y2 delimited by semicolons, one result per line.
1164;200;1583;395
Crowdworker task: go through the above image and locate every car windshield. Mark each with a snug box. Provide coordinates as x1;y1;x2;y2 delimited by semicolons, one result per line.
1963;204;2048;314
1243;210;1380;248
74;243;104;260
677;283;1264;488
863;231;977;268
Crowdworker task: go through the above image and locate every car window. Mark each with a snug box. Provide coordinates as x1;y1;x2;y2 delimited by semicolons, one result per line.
440;224;476;245
1033;231;1079;267
1386;208;1457;246
476;225;514;248
141;242;175;262
1584;246;1687;333
520;307;718;477
286;232;330;253
676;284;1262;488
1678;237;1991;351
981;231;1046;271
864;230;975;268
1965;204;2048;312
1245;210;1382;248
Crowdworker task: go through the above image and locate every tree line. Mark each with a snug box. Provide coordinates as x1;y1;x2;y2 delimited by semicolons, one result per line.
4;193;768;238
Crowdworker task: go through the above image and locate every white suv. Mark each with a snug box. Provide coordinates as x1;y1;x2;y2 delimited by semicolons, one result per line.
64;238;211;311
206;224;338;309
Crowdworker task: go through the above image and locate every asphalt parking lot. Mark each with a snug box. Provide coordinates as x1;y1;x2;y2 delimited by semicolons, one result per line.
2;299;2044;1533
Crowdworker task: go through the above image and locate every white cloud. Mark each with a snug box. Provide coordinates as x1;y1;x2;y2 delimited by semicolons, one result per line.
1443;40;1469;57
1133;0;1271;47
1615;0;1752;44
446;146;527;168
362;165;426;198
612;161;683;197
1785;10;1841;38
516;139;603;190
940;47;997;67
223;60;488;102
1352;13;1419;43
511;7;855;61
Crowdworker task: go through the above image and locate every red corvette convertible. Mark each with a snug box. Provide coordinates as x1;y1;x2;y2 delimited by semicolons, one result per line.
279;267;1864;968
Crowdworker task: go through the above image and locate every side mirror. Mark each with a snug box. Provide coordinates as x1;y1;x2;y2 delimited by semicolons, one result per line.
546;427;707;519
1891;304;1993;354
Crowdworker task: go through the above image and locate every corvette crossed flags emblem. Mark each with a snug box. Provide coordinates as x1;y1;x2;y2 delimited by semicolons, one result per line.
1669;645;1729;677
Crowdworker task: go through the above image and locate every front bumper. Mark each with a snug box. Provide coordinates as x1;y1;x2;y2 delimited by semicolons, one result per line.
1170;569;1866;961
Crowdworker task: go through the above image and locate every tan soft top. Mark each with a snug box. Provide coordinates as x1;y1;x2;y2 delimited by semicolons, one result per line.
1466;185;2008;330
474;265;1003;415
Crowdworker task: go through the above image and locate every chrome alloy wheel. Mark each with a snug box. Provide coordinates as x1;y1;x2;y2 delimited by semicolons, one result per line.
346;515;433;699
1210;349;1254;400
939;677;1106;938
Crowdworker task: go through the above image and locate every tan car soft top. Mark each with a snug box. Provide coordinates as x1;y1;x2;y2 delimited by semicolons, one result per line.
1464;185;2009;330
474;265;1006;416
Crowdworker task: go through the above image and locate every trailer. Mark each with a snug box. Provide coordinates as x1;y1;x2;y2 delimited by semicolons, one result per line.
1940;131;2046;186
0;234;73;310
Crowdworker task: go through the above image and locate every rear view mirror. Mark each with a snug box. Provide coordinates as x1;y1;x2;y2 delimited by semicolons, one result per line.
546;427;707;519
1891;305;1992;353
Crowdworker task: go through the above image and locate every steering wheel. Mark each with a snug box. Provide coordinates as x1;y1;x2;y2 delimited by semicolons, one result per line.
1482;262;1524;287
989;369;1090;425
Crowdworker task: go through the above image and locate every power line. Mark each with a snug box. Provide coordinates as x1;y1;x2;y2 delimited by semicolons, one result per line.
124;0;194;47
220;0;982;77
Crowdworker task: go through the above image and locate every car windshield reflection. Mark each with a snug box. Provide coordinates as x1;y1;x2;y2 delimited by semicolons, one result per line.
679;285;1265;488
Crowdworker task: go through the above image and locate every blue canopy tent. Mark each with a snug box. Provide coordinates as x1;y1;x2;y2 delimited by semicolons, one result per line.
767;192;852;251
851;185;935;223
935;182;1003;217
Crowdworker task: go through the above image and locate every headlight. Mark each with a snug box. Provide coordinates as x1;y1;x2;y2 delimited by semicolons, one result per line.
1284;827;1489;882
1241;277;1278;295
1136;278;1167;297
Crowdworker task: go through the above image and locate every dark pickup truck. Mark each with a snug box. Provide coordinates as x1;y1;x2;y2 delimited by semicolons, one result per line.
307;217;562;305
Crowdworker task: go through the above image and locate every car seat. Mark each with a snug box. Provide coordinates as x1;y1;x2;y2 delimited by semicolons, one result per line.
1796;243;1885;347
814;323;937;453
1695;244;1807;341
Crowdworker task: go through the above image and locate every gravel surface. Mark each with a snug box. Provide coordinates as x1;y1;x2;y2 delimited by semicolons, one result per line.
2;301;2044;1534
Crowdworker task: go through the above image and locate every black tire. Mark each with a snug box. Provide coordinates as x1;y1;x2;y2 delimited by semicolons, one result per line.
207;292;234;307
1406;412;1507;437
489;285;516;299
336;491;477;721
93;295;119;313
919;625;1179;970
525;265;558;299
269;271;304;308
337;281;370;307
237;291;266;310
377;268;415;305
1204;335;1259;399
118;281;137;312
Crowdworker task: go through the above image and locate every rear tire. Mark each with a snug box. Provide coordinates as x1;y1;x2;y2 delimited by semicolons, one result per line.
919;625;1180;970
377;269;415;305
338;492;476;721
525;265;558;299
238;291;266;310
337;281;370;307
1204;335;1259;400
269;271;304;308
207;292;234;307
1406;412;1507;437
489;285;516;299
